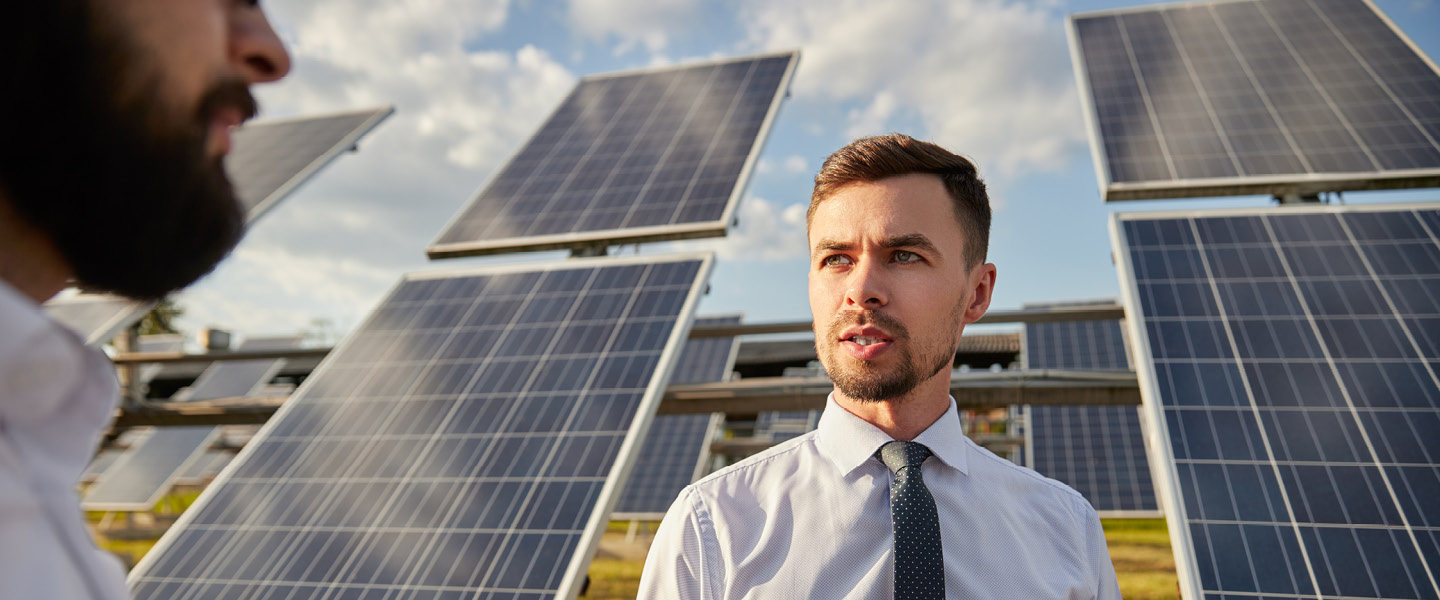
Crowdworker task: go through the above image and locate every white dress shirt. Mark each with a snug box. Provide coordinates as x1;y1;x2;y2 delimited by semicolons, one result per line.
0;281;130;600
638;395;1122;599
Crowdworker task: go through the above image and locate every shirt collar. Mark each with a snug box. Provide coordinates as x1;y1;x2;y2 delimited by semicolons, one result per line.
815;393;970;477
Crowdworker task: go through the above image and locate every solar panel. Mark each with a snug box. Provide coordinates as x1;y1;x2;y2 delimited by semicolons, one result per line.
1113;202;1440;599
83;426;221;512
613;315;738;518
1022;306;1160;516
129;253;713;600
1070;0;1440;201
43;293;152;346
427;52;798;258
187;336;301;401
227;107;394;219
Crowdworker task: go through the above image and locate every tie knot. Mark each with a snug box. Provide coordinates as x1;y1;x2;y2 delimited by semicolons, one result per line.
877;441;932;472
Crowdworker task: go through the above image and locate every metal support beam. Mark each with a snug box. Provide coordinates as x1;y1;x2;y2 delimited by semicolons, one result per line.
110;370;1142;429
686;304;1125;338
659;369;1141;415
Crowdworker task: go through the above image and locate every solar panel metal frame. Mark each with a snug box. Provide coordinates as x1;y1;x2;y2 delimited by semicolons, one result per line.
612;313;740;520
1019;304;1162;519
426;51;799;258
1068;0;1440;202
229;106;394;221
1112;200;1440;600
128;252;715;600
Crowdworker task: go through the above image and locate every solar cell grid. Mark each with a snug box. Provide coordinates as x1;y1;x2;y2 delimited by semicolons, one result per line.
1023;311;1160;515
428;52;798;258
614;315;738;517
1071;0;1440;201
129;253;712;600
1114;203;1440;600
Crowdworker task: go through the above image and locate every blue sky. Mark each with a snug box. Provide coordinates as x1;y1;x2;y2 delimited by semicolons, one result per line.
172;0;1440;343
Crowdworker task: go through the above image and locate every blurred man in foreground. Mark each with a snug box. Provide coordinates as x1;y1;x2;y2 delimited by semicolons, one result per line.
0;2;289;596
639;134;1121;599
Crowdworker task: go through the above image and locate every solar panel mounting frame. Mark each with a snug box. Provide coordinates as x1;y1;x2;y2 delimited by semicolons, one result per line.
1068;0;1440;202
426;51;799;258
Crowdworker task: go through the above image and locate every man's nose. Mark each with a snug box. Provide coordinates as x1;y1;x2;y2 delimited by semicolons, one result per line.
843;261;888;309
231;8;292;84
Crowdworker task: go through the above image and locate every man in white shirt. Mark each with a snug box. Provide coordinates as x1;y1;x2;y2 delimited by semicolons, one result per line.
638;134;1122;599
0;2;289;597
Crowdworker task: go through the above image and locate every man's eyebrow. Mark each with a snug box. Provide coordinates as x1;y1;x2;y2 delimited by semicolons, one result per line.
811;234;942;256
881;233;940;254
812;239;852;255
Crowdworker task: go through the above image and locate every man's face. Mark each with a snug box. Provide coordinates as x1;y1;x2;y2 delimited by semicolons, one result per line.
807;174;995;403
0;0;290;300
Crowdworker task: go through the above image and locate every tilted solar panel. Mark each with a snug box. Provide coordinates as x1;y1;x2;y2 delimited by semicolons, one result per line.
186;336;301;401
43;293;152;346
614;315;739;518
1023;309;1159;516
428;52;798;258
227;107;394;219
129;253;713;600
1071;0;1440;201
1114;203;1440;599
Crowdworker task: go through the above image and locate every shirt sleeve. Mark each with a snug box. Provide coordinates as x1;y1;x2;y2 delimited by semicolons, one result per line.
637;485;721;600
1078;496;1123;600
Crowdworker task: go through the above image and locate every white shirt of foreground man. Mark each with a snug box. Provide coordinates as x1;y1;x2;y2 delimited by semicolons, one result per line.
0;281;129;600
637;395;1122;599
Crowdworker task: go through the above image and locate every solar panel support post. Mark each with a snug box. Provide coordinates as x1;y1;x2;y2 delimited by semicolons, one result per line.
114;323;145;411
570;242;609;258
1274;192;1322;205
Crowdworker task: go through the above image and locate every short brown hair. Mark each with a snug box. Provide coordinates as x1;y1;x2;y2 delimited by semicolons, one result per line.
808;133;990;266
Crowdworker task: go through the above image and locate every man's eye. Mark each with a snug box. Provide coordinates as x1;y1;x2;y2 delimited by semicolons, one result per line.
821;255;852;267
894;250;919;263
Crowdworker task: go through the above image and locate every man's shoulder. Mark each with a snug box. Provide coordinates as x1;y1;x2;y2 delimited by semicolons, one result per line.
962;435;1094;516
688;430;818;492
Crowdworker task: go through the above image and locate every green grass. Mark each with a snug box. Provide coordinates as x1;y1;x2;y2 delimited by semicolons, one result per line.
89;494;1178;599
1103;518;1179;600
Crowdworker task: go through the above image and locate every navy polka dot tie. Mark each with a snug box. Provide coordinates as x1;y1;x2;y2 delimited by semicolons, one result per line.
878;441;944;600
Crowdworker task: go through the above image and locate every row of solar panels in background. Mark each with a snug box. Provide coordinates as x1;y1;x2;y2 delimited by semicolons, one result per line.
1022;305;1160;517
83;336;301;512
1071;0;1440;201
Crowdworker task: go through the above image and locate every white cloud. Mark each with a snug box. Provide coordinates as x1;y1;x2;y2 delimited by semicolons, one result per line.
738;0;1084;178
568;0;703;54
667;196;809;262
174;0;578;339
782;155;809;174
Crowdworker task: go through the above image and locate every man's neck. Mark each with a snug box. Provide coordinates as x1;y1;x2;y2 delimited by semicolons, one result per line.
0;198;72;303
833;375;952;441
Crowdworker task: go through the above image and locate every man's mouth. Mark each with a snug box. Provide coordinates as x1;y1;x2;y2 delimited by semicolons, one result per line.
837;325;896;360
850;335;886;347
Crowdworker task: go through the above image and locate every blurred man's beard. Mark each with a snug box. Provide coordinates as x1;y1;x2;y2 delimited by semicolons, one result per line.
816;304;963;403
0;3;251;301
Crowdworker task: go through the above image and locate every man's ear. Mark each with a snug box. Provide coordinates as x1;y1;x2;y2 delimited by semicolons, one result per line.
962;263;997;325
